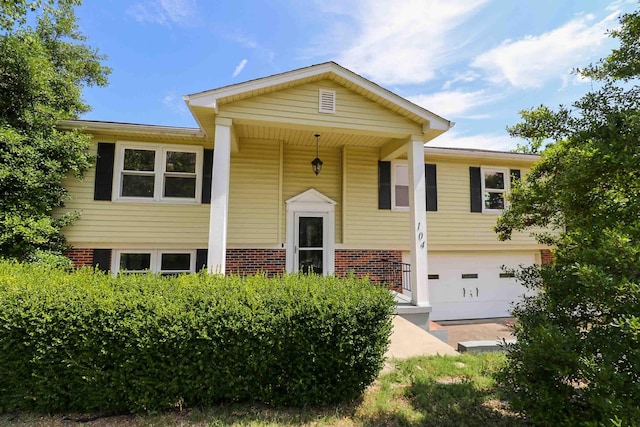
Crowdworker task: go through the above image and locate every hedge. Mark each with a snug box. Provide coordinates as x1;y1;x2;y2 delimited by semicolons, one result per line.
0;261;395;413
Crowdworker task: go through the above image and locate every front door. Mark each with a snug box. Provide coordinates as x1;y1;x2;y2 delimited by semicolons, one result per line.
294;213;325;274
285;189;336;275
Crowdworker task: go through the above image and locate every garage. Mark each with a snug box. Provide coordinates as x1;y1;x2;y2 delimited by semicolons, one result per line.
425;251;537;321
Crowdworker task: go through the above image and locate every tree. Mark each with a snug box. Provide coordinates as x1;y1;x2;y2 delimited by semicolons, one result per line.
0;0;109;259
495;6;640;425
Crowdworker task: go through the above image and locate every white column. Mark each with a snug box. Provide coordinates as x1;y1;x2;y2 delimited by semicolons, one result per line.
207;118;232;274
408;137;429;306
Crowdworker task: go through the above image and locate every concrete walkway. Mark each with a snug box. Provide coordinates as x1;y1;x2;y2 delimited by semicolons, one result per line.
385;315;458;360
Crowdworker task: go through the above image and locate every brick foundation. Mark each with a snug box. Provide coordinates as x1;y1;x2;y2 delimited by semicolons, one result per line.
541;249;553;265
225;249;286;277
335;249;403;290
64;248;405;285
65;249;93;268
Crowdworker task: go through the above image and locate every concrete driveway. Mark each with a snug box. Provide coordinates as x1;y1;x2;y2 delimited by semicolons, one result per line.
435;317;515;348
385;316;516;365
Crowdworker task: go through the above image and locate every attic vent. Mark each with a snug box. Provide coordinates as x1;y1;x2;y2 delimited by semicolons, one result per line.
318;89;336;113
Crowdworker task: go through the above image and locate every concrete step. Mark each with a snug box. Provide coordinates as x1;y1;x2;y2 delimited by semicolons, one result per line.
457;339;516;353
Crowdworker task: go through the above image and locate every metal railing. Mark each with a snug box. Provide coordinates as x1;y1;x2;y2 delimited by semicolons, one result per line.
380;259;411;293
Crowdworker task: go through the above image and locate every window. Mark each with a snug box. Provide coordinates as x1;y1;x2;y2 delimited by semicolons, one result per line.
392;161;409;210
119;252;151;272
481;167;509;212
113;142;203;202
114;250;196;275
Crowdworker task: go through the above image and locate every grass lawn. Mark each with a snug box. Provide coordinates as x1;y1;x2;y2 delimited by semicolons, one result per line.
0;352;528;426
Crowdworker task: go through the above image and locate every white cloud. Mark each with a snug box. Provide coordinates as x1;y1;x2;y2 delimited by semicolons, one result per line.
162;92;189;116
313;0;488;85
442;71;481;90
408;89;501;118
428;130;516;151
233;59;248;77
471;11;618;88
606;0;635;12
221;31;275;67
128;0;198;26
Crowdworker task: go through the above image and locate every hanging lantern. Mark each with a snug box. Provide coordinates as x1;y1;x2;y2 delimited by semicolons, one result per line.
311;133;323;175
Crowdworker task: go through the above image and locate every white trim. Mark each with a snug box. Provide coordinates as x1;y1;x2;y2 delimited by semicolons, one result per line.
57;119;207;138
227;244;285;250
285;189;336;275
480;166;510;214
425;146;540;161
408;139;430;307
112;141;203;204
391;159;410;211
112;249;196;275
207;121;232;274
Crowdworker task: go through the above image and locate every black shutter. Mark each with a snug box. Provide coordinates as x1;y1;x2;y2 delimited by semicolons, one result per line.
510;169;521;185
378;161;391;210
196;249;208;272
425;163;437;212
470;166;482;213
94;143;115;201
92;249;112;272
201;149;213;204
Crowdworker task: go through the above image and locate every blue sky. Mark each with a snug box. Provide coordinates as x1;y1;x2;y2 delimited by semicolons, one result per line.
76;0;635;150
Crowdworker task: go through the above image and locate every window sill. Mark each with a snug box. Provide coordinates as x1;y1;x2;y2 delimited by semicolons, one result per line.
113;197;201;205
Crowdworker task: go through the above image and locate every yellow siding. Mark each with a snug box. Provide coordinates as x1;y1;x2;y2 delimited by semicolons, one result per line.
58;136;539;252
57;140;210;247
428;159;536;248
343;147;407;245
343;147;541;249
282;143;343;244
218;80;422;138
227;139;280;244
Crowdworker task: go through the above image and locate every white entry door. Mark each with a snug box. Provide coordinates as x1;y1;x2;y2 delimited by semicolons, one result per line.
285;189;336;275
294;213;327;275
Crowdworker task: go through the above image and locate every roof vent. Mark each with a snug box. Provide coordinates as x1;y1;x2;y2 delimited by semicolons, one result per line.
318;89;335;113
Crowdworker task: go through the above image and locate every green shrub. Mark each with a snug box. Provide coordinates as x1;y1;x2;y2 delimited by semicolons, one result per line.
0;261;395;413
26;249;74;271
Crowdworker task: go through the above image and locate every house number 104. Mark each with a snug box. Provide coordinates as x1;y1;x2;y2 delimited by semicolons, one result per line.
417;222;426;249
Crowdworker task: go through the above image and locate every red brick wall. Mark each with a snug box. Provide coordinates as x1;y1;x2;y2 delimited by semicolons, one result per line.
65;249;93;268
335;249;403;290
541;249;553;265
225;249;286;277
64;248;406;284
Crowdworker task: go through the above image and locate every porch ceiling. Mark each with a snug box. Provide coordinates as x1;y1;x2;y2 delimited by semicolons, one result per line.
234;123;395;148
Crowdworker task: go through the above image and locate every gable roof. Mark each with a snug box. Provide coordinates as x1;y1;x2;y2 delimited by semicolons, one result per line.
183;62;453;134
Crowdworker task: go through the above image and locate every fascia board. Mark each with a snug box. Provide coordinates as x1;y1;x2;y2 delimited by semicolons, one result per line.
424;146;541;162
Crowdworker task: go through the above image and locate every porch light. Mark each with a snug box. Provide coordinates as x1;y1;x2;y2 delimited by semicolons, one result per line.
311;133;323;176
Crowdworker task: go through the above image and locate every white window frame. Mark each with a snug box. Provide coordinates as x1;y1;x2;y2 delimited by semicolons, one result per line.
391;160;410;211
113;142;203;203
112;250;196;275
481;166;510;213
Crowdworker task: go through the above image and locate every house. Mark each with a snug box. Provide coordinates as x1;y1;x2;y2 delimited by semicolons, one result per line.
57;62;547;323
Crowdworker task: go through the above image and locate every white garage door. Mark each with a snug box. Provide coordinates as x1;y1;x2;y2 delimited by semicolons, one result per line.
427;252;537;321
